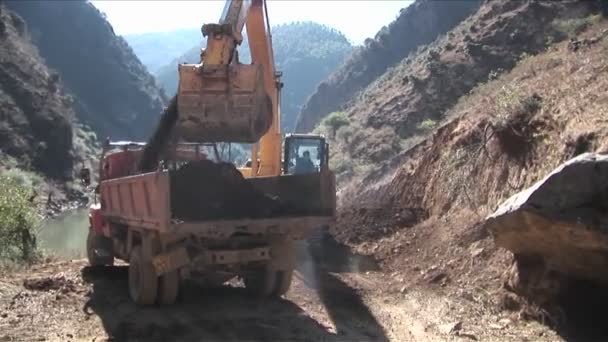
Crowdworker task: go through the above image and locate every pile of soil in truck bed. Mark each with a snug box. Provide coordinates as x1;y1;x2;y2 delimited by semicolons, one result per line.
140;96;294;221
170;160;287;221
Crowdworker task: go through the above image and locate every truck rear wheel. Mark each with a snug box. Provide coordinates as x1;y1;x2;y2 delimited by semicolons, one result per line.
244;267;294;297
269;237;295;296
128;246;158;305
244;267;276;297
273;269;294;296
157;270;179;305
86;229;114;266
244;237;296;297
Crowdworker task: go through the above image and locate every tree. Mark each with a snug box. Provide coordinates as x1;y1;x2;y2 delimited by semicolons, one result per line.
320;111;350;137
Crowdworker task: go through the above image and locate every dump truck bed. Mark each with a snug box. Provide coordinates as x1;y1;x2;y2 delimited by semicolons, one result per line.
99;168;334;236
172;215;332;240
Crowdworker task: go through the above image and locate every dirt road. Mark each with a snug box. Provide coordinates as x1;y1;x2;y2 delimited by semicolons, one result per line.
0;258;410;342
0;245;559;342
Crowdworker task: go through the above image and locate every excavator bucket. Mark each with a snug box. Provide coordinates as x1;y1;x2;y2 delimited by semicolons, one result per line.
176;63;273;143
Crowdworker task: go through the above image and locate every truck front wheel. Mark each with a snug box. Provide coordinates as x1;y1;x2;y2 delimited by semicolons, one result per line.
128;246;158;305
86;229;114;267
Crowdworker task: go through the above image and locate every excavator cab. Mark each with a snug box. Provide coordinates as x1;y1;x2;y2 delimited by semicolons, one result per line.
283;134;329;175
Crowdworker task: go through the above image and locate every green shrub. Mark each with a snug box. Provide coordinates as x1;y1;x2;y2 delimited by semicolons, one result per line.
553;15;602;37
418;119;438;131
320;111;350;137
335;125;355;144
2;168;44;190
0;175;40;263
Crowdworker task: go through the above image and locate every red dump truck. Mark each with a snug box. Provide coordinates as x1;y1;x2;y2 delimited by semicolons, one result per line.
83;0;336;306
84;139;335;305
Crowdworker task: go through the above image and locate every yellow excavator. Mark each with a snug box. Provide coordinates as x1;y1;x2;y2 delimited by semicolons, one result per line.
176;0;328;178
84;0;335;305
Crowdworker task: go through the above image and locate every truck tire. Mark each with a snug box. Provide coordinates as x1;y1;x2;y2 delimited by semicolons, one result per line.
270;237;295;296
244;267;276;297
128;246;158;305
273;268;294;296
245;237;296;297
244;267;294;297
86;229;114;266
157;270;179;305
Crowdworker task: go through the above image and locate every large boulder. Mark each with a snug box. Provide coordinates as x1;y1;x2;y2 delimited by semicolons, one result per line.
485;153;608;283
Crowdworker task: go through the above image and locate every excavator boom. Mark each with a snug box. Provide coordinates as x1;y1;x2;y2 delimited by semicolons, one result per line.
202;0;250;65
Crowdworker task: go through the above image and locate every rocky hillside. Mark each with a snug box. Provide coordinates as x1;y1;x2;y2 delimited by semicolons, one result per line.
329;0;608;339
6;0;166;141
294;0;482;133
153;22;352;132
0;5;77;180
318;0;599;184
0;1;170;208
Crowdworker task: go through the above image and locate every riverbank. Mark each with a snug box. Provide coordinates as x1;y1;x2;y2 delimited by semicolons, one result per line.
37;209;89;259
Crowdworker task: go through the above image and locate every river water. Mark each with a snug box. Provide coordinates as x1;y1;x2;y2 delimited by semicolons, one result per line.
38;209;89;259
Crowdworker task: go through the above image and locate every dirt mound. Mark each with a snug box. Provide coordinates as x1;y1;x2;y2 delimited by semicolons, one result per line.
170;160;285;221
333;206;427;245
23;275;78;293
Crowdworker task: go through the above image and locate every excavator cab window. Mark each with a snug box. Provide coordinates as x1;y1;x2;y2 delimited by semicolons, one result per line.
283;135;327;175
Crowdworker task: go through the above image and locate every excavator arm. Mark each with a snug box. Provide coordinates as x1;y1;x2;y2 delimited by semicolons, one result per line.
200;0;250;65
245;0;282;177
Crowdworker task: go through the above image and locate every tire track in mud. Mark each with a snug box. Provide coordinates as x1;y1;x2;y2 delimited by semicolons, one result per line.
0;260;408;341
82;265;338;341
80;262;396;341
0;237;438;342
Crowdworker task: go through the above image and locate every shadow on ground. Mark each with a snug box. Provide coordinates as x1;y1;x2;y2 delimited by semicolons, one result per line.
297;231;389;342
554;277;608;342
81;232;388;342
82;266;336;341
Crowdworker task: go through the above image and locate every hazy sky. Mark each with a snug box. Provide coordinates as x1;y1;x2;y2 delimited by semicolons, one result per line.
92;1;412;44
